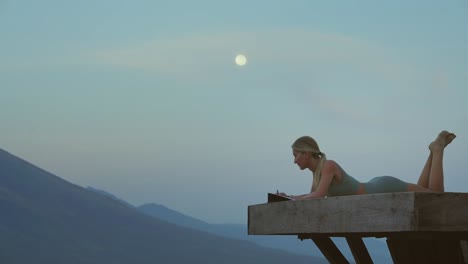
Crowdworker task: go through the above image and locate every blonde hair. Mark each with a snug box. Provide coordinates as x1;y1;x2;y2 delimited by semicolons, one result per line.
291;136;327;192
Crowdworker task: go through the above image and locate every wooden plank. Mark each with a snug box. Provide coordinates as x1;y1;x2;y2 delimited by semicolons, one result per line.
248;193;468;235
415;193;468;231
345;236;373;264
310;236;350;264
248;192;416;235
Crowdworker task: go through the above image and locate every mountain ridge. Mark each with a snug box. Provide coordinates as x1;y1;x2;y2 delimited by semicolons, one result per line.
137;193;393;263
86;180;392;263
0;148;325;263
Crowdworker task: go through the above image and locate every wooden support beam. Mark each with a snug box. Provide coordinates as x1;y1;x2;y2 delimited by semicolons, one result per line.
345;236;373;264
439;239;465;264
386;235;465;264
386;237;414;264
460;240;468;264
300;235;349;264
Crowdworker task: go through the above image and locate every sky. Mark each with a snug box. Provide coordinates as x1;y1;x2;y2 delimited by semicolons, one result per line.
1;0;468;224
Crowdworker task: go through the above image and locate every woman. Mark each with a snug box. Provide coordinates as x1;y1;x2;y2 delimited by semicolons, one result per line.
279;131;456;200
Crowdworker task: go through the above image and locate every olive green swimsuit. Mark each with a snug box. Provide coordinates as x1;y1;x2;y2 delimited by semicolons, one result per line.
327;164;408;196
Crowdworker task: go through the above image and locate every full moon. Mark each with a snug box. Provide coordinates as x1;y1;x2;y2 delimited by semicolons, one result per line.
235;54;247;66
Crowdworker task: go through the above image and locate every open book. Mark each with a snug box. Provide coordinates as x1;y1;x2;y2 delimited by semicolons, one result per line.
267;193;295;203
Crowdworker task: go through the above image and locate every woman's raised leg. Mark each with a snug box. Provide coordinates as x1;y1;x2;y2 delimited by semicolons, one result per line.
426;131;456;192
417;152;433;188
428;147;445;192
409;131;456;192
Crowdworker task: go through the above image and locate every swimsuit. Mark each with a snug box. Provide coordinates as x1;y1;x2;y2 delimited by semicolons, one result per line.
327;164;408;196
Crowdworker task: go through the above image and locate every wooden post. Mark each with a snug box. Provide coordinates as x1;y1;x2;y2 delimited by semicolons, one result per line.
299;235;349;264
387;235;465;264
460;240;468;264
345;235;373;264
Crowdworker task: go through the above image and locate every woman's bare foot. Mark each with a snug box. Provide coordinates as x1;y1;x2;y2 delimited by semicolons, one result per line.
429;130;456;151
445;132;456;146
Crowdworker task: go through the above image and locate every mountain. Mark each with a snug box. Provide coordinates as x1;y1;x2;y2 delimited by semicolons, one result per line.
84;177;392;263
0;148;326;264
138;202;393;263
86;186;134;208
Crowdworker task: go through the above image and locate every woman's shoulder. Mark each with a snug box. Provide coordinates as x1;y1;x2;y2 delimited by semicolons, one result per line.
323;160;340;172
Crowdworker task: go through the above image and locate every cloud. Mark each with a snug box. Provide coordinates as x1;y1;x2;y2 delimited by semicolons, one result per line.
92;29;418;82
91;29;456;128
93;32;255;75
317;93;377;123
295;88;387;127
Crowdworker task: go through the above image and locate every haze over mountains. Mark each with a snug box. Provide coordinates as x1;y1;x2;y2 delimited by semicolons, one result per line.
136;203;393;263
85;176;392;263
0;148;325;263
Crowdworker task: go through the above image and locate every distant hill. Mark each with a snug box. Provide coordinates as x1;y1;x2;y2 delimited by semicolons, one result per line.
86;186;134;208
0;148;326;264
138;203;393;263
85;182;392;263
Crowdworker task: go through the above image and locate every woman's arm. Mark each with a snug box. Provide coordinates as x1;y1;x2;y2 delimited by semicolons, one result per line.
289;192;322;200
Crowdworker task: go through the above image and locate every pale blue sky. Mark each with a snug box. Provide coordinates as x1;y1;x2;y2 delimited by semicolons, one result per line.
1;1;468;223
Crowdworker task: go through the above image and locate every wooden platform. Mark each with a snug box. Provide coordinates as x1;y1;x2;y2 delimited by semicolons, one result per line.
248;192;468;263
